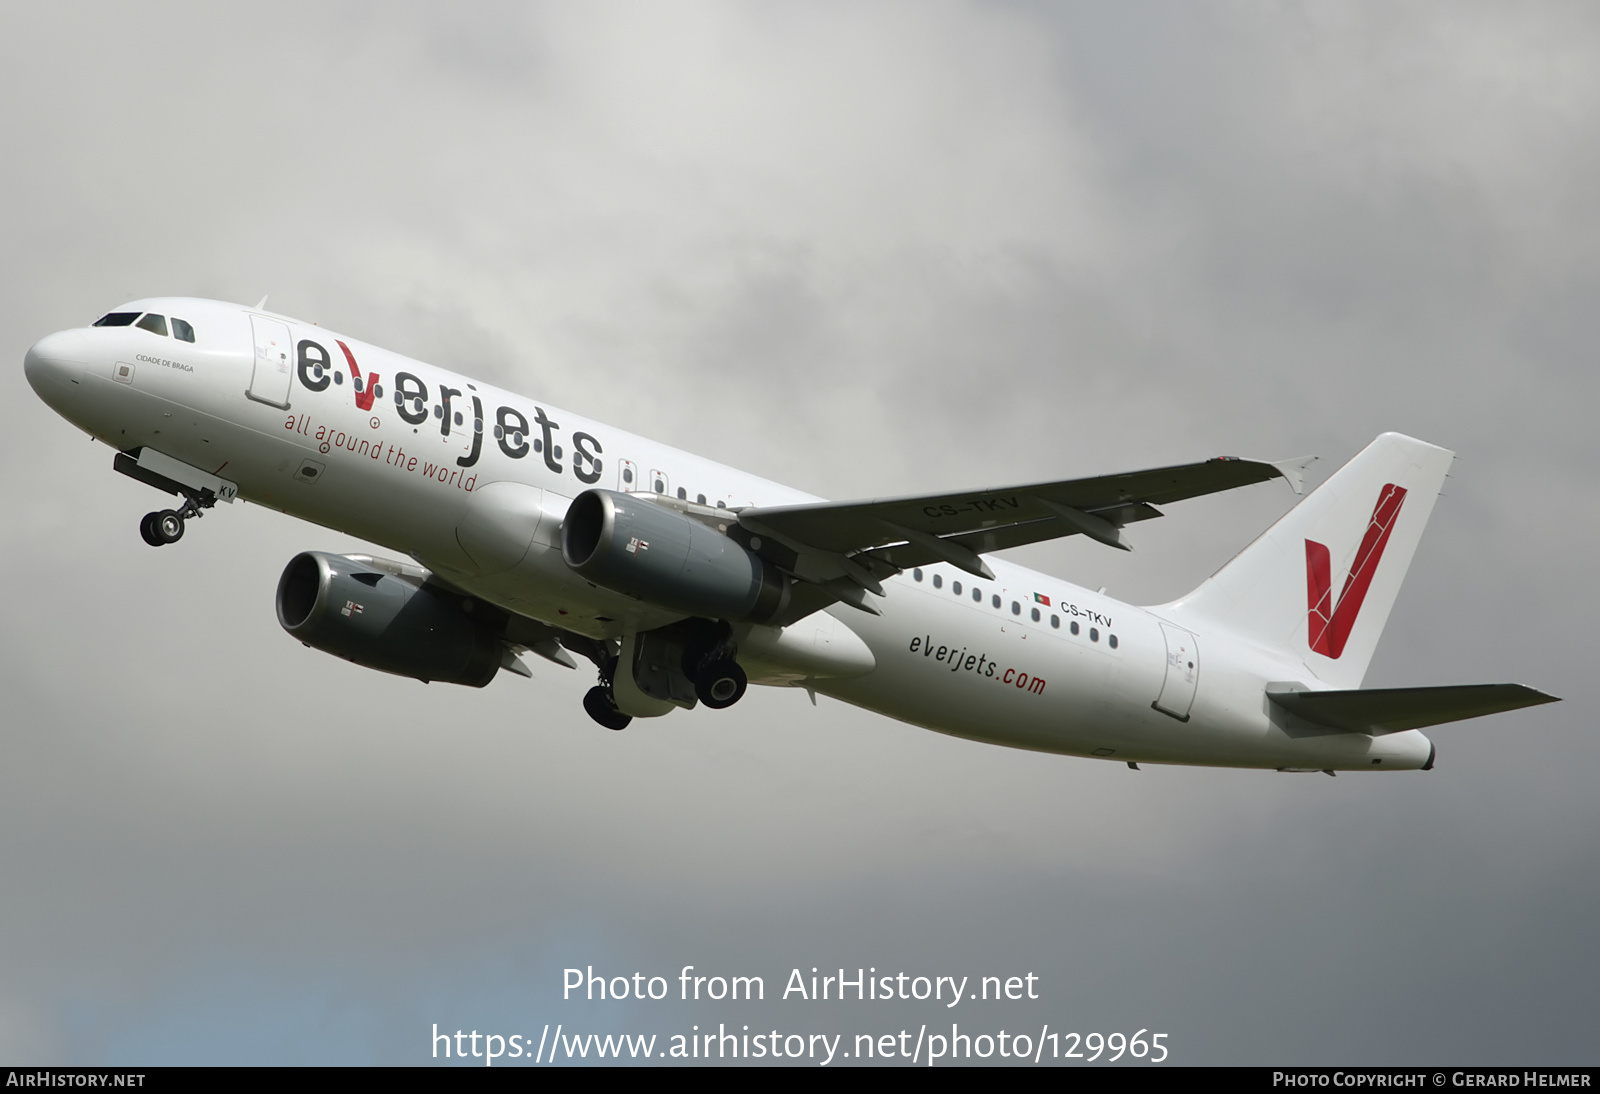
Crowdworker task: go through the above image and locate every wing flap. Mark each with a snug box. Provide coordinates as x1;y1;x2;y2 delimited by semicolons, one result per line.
1267;683;1559;735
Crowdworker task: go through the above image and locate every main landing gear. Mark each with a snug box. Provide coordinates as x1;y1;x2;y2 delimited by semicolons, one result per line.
575;625;750;731
683;628;748;710
583;657;632;731
138;492;212;548
690;656;747;709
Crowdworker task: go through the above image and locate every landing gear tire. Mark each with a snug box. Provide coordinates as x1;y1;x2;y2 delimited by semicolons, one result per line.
694;660;747;709
154;509;185;545
583;686;632;731
139;512;164;547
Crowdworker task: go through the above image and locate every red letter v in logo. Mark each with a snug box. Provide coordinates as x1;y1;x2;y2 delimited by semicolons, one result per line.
336;340;381;412
1305;483;1408;658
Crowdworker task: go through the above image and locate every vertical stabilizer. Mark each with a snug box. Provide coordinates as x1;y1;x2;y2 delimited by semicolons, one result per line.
1166;433;1454;689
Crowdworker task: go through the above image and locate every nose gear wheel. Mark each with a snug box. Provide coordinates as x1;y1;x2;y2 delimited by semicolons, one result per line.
136;489;213;547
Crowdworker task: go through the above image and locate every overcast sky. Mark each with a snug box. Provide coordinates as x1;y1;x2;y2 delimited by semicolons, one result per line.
2;1;1596;1066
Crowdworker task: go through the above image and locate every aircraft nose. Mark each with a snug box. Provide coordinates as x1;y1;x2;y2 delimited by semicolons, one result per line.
24;329;90;394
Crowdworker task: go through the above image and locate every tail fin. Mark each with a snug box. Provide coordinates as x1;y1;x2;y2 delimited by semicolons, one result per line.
1168;433;1455;689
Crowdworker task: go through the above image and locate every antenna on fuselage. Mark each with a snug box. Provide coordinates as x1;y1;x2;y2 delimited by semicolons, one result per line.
254;295;269;311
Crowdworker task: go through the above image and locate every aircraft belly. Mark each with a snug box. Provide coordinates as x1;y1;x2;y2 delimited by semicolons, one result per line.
433;538;687;639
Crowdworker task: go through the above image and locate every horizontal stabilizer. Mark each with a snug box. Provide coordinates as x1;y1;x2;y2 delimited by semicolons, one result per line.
1267;683;1559;736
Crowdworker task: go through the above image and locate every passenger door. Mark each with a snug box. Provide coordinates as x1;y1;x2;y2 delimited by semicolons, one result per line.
248;315;293;408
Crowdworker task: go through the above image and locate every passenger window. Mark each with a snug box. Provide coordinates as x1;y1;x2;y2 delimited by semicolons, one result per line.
622;468;633;484
696;494;706;505
1011;601;1021;615
1050;615;1060;629
952;581;963;596
1031;607;1040;622
654;478;664;493
1109;635;1119;649
932;574;943;589
1090;628;1099;642
972;587;981;602
171;318;195;342
992;595;1001;609
716;500;726;509
93;312;141;327
1070;621;1080;635
913;568;923;582
677;487;687;500
135;313;168;336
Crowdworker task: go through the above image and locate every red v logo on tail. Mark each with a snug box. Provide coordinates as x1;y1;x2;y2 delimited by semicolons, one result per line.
1305;483;1408;659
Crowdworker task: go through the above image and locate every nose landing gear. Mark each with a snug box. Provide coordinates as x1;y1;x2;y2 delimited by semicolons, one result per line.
138;491;212;548
139;509;184;546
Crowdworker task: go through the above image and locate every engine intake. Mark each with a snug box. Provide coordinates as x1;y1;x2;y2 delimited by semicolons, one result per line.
276;552;503;686
561;490;789;623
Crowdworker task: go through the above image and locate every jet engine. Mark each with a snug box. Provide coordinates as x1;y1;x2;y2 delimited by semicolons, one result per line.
275;551;504;686
561;490;789;623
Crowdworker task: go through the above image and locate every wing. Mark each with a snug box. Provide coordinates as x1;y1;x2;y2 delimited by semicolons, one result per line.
732;454;1314;622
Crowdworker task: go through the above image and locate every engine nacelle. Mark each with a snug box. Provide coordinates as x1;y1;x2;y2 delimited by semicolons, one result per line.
561;490;789;623
275;552;503;687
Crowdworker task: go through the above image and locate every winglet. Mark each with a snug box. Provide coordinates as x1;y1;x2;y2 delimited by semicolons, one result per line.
1270;455;1319;496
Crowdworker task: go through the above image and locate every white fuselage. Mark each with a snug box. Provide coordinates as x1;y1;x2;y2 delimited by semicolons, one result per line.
24;297;1433;771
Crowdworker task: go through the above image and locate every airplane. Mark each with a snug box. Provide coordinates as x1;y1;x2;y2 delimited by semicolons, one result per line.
23;296;1558;772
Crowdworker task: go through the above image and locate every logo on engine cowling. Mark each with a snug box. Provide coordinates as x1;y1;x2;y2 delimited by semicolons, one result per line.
341;601;364;617
625;537;649;555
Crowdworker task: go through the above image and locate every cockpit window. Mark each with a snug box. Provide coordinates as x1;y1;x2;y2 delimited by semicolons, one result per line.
93;312;140;327
135;313;168;336
172;318;195;343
